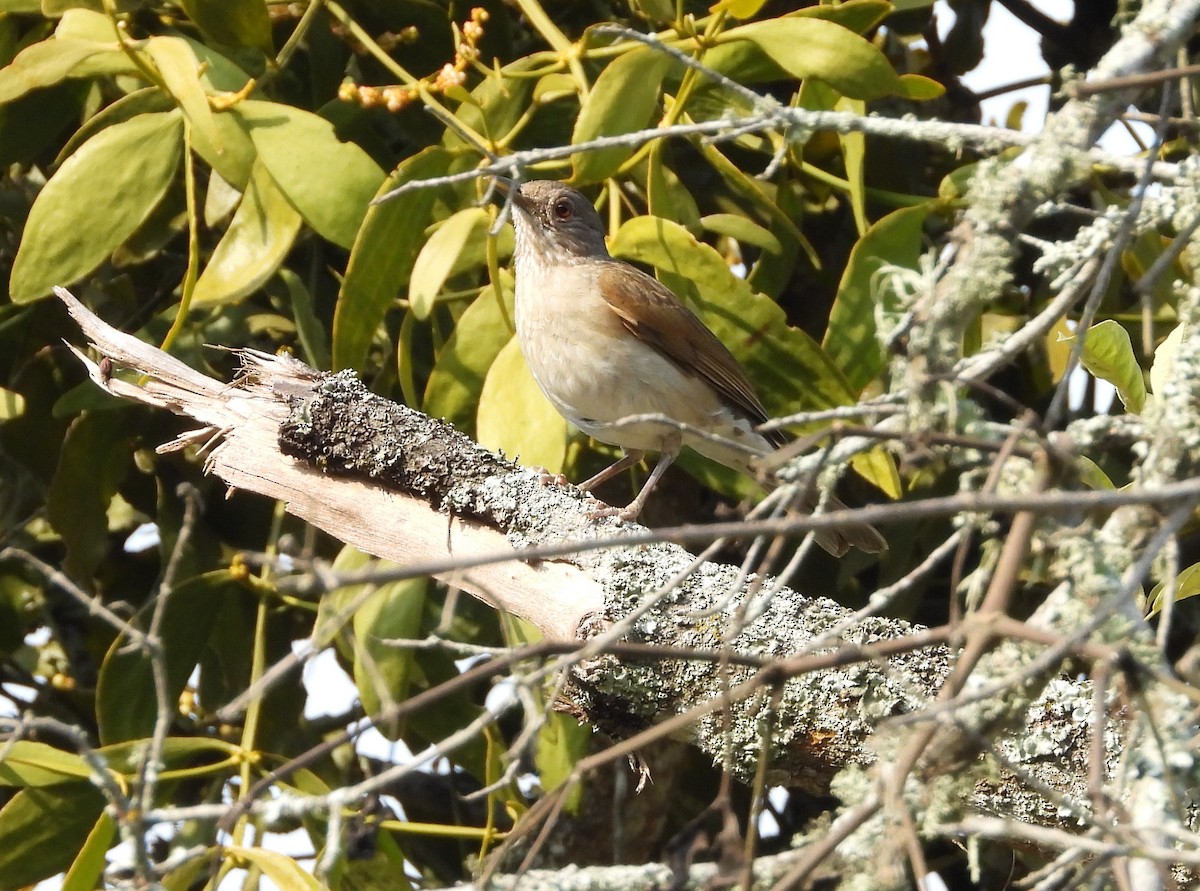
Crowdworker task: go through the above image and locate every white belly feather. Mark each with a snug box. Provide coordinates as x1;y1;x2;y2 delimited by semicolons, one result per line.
514;260;772;471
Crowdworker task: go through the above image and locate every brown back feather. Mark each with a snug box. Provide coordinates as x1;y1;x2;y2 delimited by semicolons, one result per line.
597;263;785;445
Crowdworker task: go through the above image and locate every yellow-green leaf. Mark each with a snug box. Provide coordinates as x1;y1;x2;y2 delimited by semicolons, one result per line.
477;338;568;473
1074;320;1146;413
334;147;449;371
193;161;303;306
228;847;321;891
145;37;255;188
572;48;674;182
424;278;516;433
352;576;427;737
1147;561;1200;618
1149;322;1184;397
699;213;781;254
0;741;93;787
0;37;135;103
0;785;107;889
0;386;25;420
232;100;385;249
61;812;116;891
10;110;183;303
175;0;272;55
713;18;943;100
825;203;932;390
410;207;491;320
713;0;769;17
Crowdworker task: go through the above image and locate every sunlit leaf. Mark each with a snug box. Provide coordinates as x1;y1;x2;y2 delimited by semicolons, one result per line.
572;47;674;181
10;110;183;302
1150;322;1184;398
713;0;769;17
145;37;219;148
228;847;321;891
424;278;515;434
1073;319;1146;413
1147;561;1200;618
334;147;450;371
60;812;116;891
700;213;782;254
232;100;385;249
410;207;491;320
0;37;135;103
825;203;932;390
711;17;943;99
0;741;93;787
0;386;25;420
477;337;569;473
193;161;303;306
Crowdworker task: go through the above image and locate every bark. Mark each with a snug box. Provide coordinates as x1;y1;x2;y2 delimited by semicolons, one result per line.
61;287;1126;825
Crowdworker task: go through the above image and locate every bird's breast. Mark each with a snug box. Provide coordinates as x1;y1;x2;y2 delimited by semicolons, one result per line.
513;261;766;461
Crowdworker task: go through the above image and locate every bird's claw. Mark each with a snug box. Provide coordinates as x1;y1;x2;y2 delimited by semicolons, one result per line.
536;468;571;488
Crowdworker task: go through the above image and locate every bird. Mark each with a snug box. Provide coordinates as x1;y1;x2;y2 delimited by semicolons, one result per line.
498;178;885;556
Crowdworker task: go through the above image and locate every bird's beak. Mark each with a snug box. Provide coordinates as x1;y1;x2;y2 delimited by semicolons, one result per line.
493;177;533;214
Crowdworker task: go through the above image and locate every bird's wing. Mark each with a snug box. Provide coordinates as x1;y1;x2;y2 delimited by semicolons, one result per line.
597;263;781;440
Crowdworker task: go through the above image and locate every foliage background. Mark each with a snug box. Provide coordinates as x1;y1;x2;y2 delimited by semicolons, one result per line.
0;0;1197;887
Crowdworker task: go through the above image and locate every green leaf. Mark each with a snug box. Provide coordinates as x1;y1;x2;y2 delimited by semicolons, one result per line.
145;37;256;188
96;571;237;744
0;386;25;419
54;86;174;165
1075;319;1146;413
825;203;931;390
423;277;515;434
1149;322;1183;398
145;36;218;146
0;741;93;787
572;48;674;181
838;96;868;235
352;576;427;737
1147;562;1200;617
175;0;273;55
232;100;385;249
46;411;132;581
276;267;331;369
334;147;450;371
193;160;303;306
713;0;769;17
10;110;183;302
228;847;321;891
699;213;782;254
535;711;588;809
477;337;569;473
409;207;491;320
0;37;135;103
712;18;943;100
0;784;107;890
61;812;116;891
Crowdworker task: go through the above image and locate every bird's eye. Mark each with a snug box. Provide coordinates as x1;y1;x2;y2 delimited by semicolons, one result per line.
552;197;573;220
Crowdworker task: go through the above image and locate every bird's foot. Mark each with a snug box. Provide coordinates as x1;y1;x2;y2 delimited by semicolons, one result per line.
535;468;571;488
585;502;642;523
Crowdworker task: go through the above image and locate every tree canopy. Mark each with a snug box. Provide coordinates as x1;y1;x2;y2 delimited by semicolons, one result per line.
2;0;1200;889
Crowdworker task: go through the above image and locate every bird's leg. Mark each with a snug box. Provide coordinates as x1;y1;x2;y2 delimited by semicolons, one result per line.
579;449;645;493
588;437;680;522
